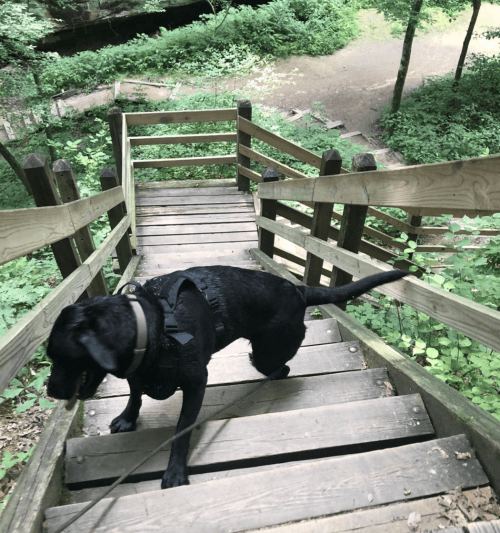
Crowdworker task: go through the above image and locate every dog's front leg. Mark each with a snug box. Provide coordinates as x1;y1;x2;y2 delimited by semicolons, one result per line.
110;378;142;433
161;375;207;489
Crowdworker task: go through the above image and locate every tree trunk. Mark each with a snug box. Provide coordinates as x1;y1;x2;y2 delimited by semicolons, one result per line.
455;0;481;83
0;139;33;195
390;0;424;116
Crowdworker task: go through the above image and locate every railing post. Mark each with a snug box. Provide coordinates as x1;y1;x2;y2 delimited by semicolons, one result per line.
100;168;134;275
330;153;377;307
304;149;342;287
236;99;252;192
23;153;91;299
107;107;123;184
53;159;108;297
258;167;279;258
406;212;422;259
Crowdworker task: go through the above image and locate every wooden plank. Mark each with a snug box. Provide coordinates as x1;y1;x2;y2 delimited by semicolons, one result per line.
96;341;363;398
137;249;254;268
340;130;362;138
45;435;487;533
136;204;254;216
133;155;236;168
136;222;256;237
256;216;500;354
238;164;263;184
136;178;236;189
135;187;243;197
125;108;237;126
135;194;252;206
136;240;258;256
65;394;433;486
129;133;237;145
258;154;500;214
137;231;258;247
83;369;390;435
469;522;500;533
0;402;79;533
238;116;322;169
136;213;255;227
239;145;311;181
322;302;500;496
0;215;130;393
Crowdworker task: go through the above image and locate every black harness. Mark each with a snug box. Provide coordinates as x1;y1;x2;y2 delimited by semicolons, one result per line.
118;271;224;377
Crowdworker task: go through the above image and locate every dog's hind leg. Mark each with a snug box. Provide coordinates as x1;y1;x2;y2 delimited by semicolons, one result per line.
110;378;142;433
250;322;306;380
161;372;208;489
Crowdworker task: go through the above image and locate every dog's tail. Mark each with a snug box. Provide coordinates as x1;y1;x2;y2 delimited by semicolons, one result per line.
297;270;408;306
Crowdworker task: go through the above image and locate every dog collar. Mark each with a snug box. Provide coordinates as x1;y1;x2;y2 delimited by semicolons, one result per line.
124;294;148;376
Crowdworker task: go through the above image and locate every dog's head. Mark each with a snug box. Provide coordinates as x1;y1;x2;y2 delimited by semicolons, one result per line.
46;296;137;403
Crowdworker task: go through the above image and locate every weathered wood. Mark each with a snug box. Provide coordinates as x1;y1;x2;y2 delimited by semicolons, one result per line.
136;204;254;217
468;522;500;533
259;168;280;257
129;133;237;145
125;108;237;126
321;302;500;496
256;216;500;354
84;369;390;436
238;164;263;184
23;153;86;290
330;153;377;303
136;213;255;227
250;247;303;285
133;155;237;168
239;145;311;181
100;168;134;274
136;186;244;197
114;255;141;295
136;222;256;237
0;188;125;266
236;100;253;191
238;116;322;169
107;107;123;183
137;231;258;249
65;394;432;486
136;178;236;189
136;240;258;256
135;193;251;206
258;154;500;214
53;159;108;297
45;435;487;533
0;401;79;533
97;340;362;398
0;215;130;394
304;149;342;286
137;249;254;270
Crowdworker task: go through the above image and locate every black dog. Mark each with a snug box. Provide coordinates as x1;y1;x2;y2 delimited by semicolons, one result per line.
47;266;407;488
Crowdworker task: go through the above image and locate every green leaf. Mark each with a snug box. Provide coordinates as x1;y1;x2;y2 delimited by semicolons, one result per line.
1;387;23;399
426;347;440;359
15;398;36;413
38;398;55;410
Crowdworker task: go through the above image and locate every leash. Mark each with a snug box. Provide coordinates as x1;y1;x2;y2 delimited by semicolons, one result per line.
52;367;285;533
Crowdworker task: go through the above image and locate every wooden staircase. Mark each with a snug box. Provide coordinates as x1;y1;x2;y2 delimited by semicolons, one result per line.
42;180;495;533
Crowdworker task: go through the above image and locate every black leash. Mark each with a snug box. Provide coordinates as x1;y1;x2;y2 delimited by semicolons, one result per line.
52;367;284;533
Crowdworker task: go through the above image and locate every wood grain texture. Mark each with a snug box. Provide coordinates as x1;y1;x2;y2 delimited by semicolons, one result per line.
136;204;254;217
239;145;311;181
258;154;500;213
135;194;252;206
136;240;258;256
136;178;236;189
135;187;244;197
137;231;258;249
83;369;390;435
45;435;487;533
96;340;362;398
238;164;263;184
125;108;237;126
136;213;255;227
65;394;432;486
129;133;237;145
0;215;130;393
136;222;256;237
133;155;237;168
256;215;500;354
238;116;322;168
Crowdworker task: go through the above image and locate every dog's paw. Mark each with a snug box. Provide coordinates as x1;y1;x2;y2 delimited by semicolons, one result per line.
110;416;136;434
161;465;189;489
270;365;290;380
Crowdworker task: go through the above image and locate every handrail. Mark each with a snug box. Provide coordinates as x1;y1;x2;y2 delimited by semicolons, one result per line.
0;215;131;394
256;215;500;354
257;154;500;214
0;187;124;266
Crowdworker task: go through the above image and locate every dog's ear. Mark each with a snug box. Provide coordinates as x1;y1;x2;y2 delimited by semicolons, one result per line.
78;331;120;374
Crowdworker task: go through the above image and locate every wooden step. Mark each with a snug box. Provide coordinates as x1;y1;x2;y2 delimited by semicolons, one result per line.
135;194;253;207
136;203;254;216
136;178;237;189
45;435;488;533
66;393;432;487
96;339;361;398
135;240;259;256
83;368;391;436
137;231;258;248
136;221;257;236
135;187;245;198
136;212;255;227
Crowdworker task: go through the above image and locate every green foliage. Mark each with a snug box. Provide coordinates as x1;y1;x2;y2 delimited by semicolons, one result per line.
381;53;500;163
39;0;360;93
0;448;34;482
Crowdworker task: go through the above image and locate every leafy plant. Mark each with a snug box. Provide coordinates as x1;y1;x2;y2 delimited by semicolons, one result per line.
0;366;54;413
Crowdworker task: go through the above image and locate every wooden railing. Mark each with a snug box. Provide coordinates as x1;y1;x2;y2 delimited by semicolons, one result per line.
0;155;135;394
255;153;500;356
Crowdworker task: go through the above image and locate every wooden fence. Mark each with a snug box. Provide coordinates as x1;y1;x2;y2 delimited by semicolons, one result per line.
0;155;135;395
